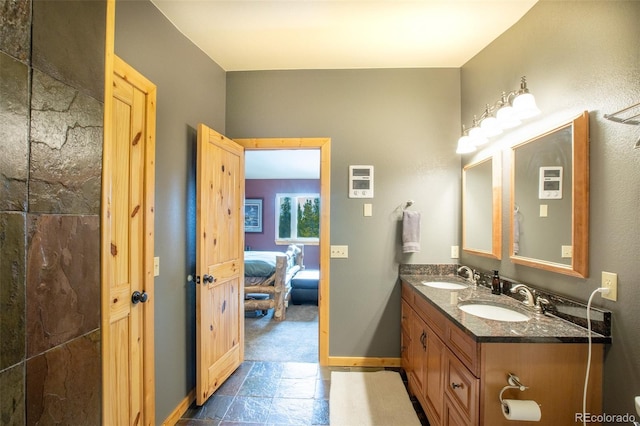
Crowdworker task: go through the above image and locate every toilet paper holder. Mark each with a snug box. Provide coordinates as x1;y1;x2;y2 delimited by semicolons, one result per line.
499;373;542;421
499;373;529;406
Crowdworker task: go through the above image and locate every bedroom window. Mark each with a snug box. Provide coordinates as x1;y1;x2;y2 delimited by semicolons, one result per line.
275;193;320;244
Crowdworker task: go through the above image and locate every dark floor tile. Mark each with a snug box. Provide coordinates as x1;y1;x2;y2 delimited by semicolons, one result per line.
185;394;234;422
275;378;316;399
266;398;314;425
215;362;254;396
238;376;280;398
224;396;272;423
249;361;284;380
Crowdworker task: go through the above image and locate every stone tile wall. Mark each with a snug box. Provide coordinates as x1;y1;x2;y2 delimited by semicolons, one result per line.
0;1;105;424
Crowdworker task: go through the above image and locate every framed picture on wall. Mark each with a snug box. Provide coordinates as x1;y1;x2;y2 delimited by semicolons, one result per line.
244;198;263;233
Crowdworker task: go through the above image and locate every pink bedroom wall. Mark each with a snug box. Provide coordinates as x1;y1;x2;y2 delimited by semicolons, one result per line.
245;179;320;269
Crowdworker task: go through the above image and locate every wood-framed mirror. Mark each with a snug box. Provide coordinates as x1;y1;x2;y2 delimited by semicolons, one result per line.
510;111;589;277
462;152;502;259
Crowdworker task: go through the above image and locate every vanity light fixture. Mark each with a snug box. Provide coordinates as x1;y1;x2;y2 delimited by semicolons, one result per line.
455;125;476;154
456;76;540;153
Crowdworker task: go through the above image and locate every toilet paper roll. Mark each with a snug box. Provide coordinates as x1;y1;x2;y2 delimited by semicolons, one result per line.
502;399;541;421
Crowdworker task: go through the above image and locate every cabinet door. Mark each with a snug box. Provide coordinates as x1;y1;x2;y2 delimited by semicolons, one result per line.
443;394;472;426
409;312;427;394
424;326;445;424
401;300;412;374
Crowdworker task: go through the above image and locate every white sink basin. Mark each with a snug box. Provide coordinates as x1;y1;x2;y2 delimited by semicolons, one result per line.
459;302;530;322
422;281;467;290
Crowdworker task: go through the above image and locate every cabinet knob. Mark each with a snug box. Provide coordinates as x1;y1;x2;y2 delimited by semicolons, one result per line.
451;382;464;390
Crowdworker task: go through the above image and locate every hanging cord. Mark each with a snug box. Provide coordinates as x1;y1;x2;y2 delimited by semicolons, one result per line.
582;287;609;426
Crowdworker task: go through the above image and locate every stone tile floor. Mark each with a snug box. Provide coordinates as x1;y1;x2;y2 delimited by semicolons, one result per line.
177;361;429;425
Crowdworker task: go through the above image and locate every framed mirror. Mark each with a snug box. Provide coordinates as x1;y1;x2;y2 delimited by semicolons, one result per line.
462;152;502;259
510;111;589;277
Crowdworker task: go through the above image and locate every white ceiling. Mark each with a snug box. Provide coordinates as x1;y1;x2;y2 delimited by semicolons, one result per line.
151;1;539;178
150;0;538;72
245;150;320;179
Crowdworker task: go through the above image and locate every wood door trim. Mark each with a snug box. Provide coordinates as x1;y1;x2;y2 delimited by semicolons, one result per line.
234;138;331;366
101;1;115;424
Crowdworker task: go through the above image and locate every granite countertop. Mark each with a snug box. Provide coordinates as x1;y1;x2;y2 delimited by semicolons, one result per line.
400;274;611;344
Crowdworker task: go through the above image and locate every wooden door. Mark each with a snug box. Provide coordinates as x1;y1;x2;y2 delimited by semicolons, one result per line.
102;56;156;425
195;124;245;405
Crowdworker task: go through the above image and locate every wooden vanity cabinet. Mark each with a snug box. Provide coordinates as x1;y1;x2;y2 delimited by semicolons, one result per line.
402;286;447;425
401;281;604;426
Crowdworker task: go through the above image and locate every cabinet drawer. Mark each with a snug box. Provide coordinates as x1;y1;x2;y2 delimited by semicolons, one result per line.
412;292;447;337
447;323;479;375
445;351;478;423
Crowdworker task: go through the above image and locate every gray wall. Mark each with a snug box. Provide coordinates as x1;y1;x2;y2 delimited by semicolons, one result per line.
114;0;227;421
460;1;640;417
226;69;462;357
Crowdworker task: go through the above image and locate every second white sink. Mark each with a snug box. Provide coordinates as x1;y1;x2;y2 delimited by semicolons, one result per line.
422;281;467;290
459;301;530;322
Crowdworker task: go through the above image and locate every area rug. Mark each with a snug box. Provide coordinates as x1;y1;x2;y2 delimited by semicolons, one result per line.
330;370;421;426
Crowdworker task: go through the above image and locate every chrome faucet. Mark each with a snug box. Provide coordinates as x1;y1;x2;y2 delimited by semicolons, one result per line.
511;284;535;306
511;284;543;313
457;266;478;286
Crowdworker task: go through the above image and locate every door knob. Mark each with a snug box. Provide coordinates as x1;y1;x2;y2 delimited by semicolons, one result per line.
203;274;215;284
131;290;148;304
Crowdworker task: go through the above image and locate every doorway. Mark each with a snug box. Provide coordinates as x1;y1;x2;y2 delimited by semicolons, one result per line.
235;138;331;366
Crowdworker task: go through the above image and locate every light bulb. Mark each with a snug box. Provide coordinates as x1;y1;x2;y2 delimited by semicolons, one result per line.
513;92;540;119
480;116;503;137
456;135;476;154
496;104;521;129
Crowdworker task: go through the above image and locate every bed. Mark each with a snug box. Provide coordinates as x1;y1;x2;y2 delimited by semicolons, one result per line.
244;244;304;320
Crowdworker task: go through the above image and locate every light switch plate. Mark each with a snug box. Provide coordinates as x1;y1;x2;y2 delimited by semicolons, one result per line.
540;204;548;217
154;257;160;276
330;245;349;258
451;245;459;259
561;245;573;258
364;203;373;217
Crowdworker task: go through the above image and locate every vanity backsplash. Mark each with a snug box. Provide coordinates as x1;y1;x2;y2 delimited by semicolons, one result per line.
399;264;611;337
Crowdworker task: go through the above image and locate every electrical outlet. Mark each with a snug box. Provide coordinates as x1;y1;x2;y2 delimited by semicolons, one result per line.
154;257;160;277
451;245;459;259
330;245;349;258
601;271;617;301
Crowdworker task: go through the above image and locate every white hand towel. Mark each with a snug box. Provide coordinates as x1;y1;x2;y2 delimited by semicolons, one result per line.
402;210;421;253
